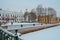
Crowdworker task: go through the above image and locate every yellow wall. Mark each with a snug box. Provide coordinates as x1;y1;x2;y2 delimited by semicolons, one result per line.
38;16;60;24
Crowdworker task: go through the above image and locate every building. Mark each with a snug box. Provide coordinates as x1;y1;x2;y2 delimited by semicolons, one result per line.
24;9;30;21
35;5;57;23
24;9;37;22
38;15;60;24
0;9;24;23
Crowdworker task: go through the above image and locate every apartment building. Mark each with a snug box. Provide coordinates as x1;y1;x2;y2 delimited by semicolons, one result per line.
0;9;24;23
38;15;60;24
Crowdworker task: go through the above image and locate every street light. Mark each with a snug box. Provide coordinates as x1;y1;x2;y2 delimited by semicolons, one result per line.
15;29;18;35
14;29;18;40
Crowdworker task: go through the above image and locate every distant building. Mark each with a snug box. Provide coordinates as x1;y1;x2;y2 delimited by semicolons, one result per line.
38;15;60;24
0;9;24;23
24;9;36;22
35;4;57;23
24;9;30;21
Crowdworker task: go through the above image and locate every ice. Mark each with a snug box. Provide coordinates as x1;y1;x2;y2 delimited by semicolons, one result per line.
20;26;60;40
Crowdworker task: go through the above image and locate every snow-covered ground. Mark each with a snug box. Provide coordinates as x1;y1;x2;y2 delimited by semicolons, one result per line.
1;23;60;40
20;26;60;40
3;22;59;30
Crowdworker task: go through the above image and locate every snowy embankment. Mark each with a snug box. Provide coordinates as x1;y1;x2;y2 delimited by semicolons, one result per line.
2;22;59;35
6;23;60;30
0;23;60;40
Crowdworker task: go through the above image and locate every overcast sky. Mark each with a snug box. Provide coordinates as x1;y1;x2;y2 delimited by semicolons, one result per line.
0;0;60;40
0;0;60;17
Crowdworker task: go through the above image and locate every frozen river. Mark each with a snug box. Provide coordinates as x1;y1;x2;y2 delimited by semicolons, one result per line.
21;26;60;40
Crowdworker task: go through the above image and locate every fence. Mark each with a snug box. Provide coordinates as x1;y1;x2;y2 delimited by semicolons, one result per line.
0;27;22;40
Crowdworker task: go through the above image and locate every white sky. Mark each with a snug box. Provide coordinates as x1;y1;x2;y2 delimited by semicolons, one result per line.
0;0;60;17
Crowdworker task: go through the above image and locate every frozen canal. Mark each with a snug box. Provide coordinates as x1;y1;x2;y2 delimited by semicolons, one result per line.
20;26;60;40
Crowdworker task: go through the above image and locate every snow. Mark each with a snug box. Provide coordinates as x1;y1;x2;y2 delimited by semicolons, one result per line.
0;23;60;40
0;27;14;36
7;23;59;30
1;22;40;26
1;22;60;31
1;22;60;40
20;26;60;40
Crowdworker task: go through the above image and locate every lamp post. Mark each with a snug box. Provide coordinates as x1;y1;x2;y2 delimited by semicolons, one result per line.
15;30;18;35
14;29;18;40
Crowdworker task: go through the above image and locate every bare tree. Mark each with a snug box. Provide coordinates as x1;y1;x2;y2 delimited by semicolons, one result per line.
29;11;36;20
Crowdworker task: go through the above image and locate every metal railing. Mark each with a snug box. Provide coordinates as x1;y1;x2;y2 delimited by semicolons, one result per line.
0;27;22;40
